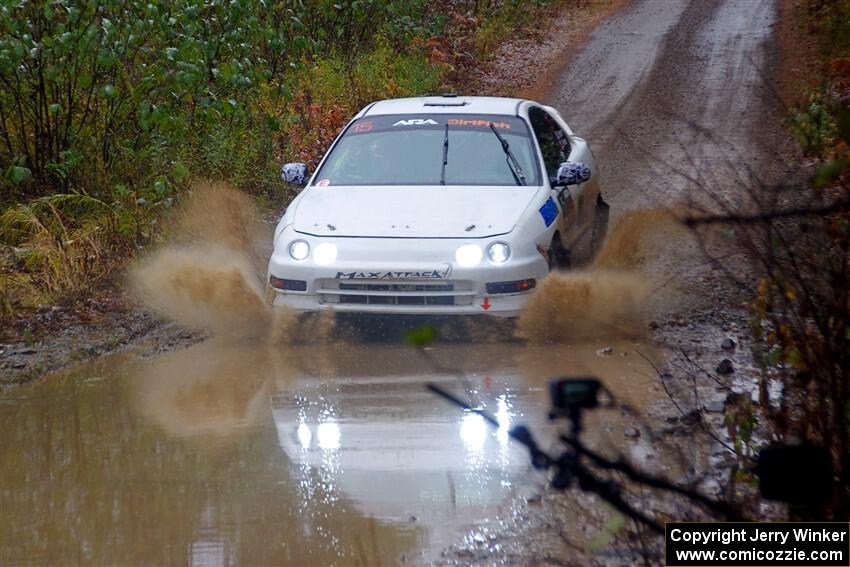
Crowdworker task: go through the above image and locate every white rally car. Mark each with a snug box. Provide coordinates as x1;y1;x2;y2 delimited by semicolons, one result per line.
268;95;608;317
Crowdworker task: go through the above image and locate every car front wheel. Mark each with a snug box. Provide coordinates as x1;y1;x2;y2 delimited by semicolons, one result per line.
590;195;610;254
548;234;571;271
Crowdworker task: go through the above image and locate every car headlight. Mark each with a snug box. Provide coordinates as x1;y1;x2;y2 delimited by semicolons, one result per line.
313;242;337;266
455;244;482;267
487;242;511;263
289;240;310;261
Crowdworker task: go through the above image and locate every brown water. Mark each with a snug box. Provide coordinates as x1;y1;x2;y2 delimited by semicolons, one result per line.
1;186;684;565
0;338;664;566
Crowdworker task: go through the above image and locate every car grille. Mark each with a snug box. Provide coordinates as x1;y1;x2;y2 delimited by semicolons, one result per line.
317;280;475;307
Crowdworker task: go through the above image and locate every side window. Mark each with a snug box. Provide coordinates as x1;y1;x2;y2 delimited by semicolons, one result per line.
528;107;571;185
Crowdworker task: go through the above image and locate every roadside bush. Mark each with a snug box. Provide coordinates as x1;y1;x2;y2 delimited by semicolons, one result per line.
748;124;850;517
474;0;555;55
697;0;850;517
788;95;836;158
283;41;444;167
0;193;126;313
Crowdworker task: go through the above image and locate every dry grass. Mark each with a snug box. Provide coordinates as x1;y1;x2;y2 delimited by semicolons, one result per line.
0;193;123;316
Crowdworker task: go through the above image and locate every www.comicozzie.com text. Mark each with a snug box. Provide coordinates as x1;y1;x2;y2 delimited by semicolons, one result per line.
669;526;848;546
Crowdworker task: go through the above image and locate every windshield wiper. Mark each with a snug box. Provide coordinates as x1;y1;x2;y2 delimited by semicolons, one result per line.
489;122;526;186
440;123;449;185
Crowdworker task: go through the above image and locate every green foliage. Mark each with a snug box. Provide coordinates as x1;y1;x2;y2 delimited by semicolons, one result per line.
6;165;31;186
813;158;849;187
0;0;449;201
384;0;447;47
812;105;850;186
475;0;552;56
788;96;835;158
724;396;757;459
304;40;443;109
0;0;294;211
405;324;439;347
807;0;850;58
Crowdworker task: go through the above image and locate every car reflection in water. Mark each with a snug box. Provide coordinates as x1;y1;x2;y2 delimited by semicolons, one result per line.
126;339;661;564
271;344;553;535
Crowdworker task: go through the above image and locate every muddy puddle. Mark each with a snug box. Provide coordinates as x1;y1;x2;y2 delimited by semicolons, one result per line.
0;185;692;564
0;337;666;566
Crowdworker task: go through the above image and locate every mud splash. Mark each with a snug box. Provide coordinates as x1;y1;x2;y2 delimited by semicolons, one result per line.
132;340;275;440
593;209;680;271
131;245;278;338
129;182;321;342
517;270;648;342
165;181;270;273
518;209;684;343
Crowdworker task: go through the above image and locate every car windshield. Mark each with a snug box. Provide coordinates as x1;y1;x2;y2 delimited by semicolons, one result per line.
312;113;541;187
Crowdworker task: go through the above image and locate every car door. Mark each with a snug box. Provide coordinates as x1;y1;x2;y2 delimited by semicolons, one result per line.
528;106;582;246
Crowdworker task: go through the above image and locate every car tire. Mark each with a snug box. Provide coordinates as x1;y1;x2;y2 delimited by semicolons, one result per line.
548;234;571;271
590;195;610;254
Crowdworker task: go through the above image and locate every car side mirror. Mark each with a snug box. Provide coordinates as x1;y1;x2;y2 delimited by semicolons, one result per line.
556;161;591;186
281;162;308;187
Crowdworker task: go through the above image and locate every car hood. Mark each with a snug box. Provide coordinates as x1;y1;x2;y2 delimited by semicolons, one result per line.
292;185;543;238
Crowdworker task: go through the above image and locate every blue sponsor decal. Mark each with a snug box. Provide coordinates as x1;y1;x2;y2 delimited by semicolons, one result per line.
539;197;558;227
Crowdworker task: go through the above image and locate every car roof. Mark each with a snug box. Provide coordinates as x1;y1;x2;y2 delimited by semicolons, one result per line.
359;96;529;117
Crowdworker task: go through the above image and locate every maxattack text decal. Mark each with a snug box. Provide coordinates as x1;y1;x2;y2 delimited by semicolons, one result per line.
335;268;451;280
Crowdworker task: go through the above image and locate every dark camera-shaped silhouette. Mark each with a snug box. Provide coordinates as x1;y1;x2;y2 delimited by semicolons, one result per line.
755;444;831;506
550;377;601;411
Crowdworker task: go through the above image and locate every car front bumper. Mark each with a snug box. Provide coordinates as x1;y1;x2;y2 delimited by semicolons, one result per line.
267;229;549;318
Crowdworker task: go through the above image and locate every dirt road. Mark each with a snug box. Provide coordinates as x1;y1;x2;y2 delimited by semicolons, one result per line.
548;0;788;322
553;0;784;212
